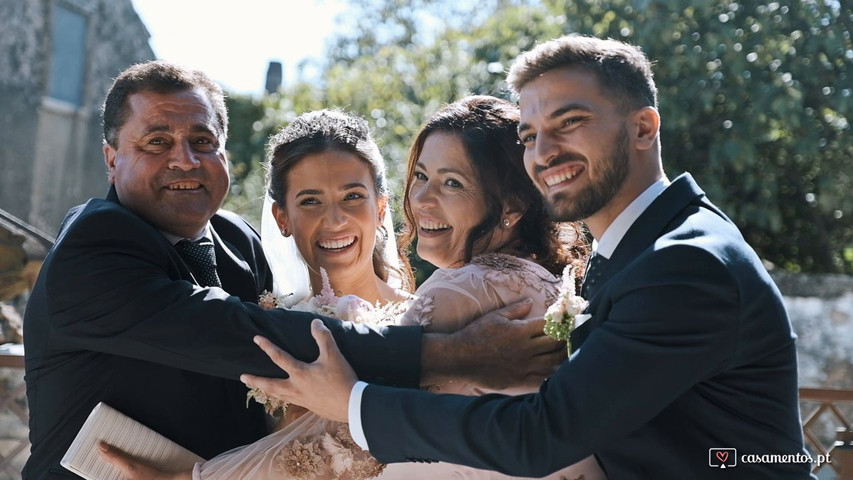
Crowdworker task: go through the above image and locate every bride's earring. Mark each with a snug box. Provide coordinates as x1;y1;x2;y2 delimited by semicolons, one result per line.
281;227;290;236
502;218;511;228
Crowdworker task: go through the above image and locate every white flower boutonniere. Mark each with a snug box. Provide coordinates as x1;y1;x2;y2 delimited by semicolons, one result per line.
543;265;589;353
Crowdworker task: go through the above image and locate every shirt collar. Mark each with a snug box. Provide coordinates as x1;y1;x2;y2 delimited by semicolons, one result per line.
161;224;213;245
592;179;669;259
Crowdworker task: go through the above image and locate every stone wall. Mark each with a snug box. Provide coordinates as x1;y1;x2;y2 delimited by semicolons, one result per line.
0;0;154;237
0;0;44;228
775;272;853;389
777;273;853;478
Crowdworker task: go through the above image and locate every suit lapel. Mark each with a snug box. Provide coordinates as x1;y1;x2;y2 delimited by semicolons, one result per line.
210;226;257;302
106;185;199;284
107;186;257;298
570;174;708;353
607;173;706;268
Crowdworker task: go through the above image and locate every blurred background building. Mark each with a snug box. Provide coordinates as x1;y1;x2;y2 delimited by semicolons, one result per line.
0;0;154;239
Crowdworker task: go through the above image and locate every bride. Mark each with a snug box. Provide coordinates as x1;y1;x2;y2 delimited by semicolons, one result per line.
101;99;605;479
261;109;412;308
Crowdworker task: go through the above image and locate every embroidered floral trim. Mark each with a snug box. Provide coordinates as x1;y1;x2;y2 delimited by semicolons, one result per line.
402;254;561;327
348;454;386;479
252;268;398;479
330;424;386;479
251;269;405;416
246;386;289;416
270;421;386;480
321;432;354;475
259;289;296;310
334;423;359;450
473;253;559;296
274;439;328;480
403;295;434;327
252;290;292;416
288;269;405;326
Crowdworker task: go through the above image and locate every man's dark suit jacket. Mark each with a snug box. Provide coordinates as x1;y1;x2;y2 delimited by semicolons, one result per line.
360;174;813;479
23;187;421;479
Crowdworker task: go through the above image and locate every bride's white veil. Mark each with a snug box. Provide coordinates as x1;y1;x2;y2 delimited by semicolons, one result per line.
260;196;311;307
261;194;402;307
382;203;404;289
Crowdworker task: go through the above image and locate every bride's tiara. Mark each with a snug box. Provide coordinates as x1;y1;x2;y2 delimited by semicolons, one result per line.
268;109;371;153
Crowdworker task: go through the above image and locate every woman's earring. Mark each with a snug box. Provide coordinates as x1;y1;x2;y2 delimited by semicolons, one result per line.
281;227;289;236
502;218;511;228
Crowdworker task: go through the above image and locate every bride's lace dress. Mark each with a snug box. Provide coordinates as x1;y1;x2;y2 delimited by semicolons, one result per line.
193;254;605;480
195;413;384;480
193;271;406;480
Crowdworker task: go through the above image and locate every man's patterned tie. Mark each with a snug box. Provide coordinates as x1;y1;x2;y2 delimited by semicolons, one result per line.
175;238;222;287
581;253;606;298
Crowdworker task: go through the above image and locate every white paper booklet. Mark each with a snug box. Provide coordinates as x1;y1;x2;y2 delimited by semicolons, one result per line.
61;402;204;480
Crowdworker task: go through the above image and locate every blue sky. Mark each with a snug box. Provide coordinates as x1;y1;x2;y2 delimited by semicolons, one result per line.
131;0;348;96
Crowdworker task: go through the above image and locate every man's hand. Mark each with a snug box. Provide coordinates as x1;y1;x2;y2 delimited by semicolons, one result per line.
241;319;355;423
98;441;191;480
421;299;567;390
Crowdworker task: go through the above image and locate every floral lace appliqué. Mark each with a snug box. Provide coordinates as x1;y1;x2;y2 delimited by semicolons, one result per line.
254;268;397;479
269;421;386;480
251;269;405;415
402;294;434;327
274;438;329;480
473;253;561;304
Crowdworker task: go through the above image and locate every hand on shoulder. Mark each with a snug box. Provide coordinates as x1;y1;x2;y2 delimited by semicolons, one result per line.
422;299;567;390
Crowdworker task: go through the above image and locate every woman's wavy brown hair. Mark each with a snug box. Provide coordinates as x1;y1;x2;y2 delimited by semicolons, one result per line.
399;95;587;276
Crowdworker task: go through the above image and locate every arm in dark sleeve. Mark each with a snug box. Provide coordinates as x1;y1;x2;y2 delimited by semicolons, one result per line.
39;206;421;387
360;246;739;476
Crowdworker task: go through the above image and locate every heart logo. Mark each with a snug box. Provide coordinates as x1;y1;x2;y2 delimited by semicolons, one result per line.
716;451;729;462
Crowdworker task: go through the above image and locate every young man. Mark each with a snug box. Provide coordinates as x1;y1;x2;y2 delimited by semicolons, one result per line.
242;35;814;479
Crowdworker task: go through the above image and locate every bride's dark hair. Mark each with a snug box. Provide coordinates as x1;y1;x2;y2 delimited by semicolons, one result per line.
265;109;413;291
400;95;587;276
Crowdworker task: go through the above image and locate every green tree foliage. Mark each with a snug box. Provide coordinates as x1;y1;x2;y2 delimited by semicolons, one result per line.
550;0;852;274
224;0;852;274
221;94;269;227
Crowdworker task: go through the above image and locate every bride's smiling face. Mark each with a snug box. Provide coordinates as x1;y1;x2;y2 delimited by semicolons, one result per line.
408;132;490;269
273;150;386;283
